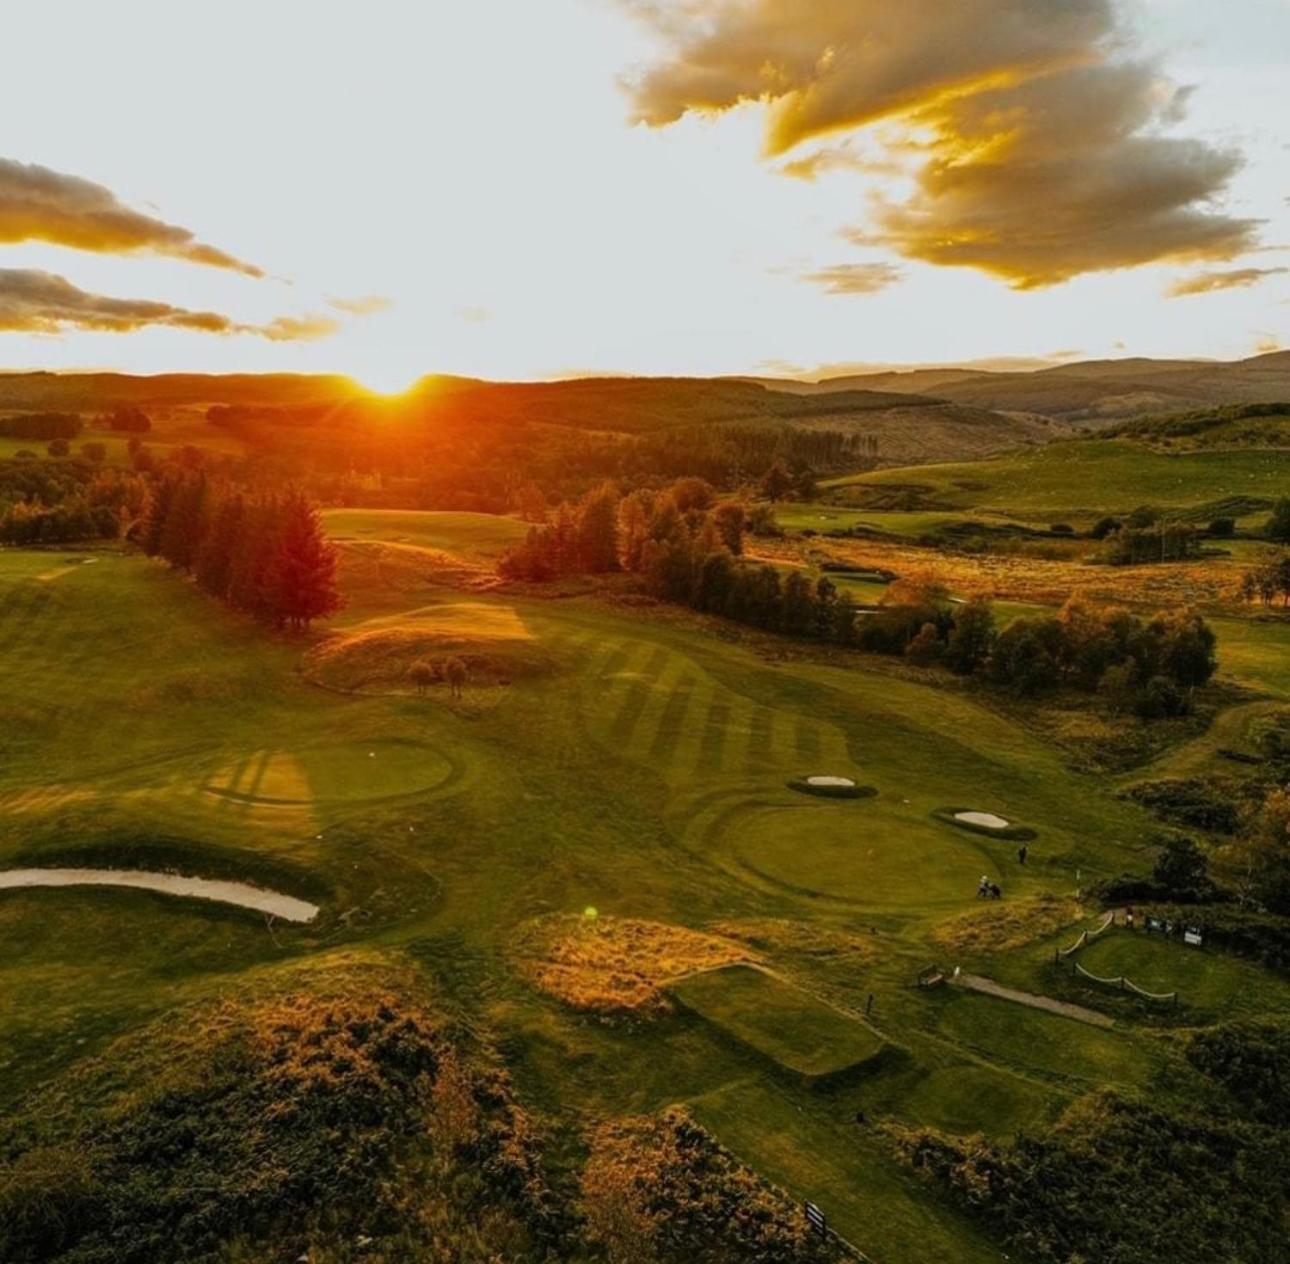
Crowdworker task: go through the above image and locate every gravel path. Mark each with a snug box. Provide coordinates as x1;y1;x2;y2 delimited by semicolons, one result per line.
953;971;1115;1029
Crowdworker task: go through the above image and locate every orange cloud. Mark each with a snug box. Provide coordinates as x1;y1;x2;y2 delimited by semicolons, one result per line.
800;262;902;295
0;269;337;340
0;157;263;276
258;312;343;342
326;293;393;316
622;0;1258;287
1166;267;1287;298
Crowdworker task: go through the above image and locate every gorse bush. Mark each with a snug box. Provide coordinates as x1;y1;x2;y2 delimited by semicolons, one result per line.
891;1091;1290;1264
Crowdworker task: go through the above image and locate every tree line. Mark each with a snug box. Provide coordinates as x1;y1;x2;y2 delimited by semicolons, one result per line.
499;479;1217;715
139;474;342;630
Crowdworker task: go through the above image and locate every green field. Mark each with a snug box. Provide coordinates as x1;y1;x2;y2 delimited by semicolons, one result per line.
1076;931;1290;1019
827;439;1290;518
2;501;1286;1263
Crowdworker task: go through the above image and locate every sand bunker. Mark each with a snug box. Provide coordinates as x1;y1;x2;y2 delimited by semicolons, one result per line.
788;775;876;800
0;868;319;923
954;811;1011;830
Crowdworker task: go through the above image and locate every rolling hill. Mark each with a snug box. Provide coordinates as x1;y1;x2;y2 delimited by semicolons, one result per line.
759;351;1290;425
0;370;1059;465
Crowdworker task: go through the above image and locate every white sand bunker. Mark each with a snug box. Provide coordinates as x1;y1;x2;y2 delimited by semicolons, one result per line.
806;776;857;788
0;868;319;923
954;811;1011;830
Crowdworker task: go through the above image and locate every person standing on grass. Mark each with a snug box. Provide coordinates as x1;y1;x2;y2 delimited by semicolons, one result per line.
1018;844;1028;866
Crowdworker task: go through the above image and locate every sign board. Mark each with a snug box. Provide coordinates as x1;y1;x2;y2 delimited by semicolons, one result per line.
805;1202;827;1235
1145;916;1165;933
1184;927;1203;947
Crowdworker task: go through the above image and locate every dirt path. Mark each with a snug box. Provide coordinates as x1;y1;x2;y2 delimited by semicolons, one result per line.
953;971;1115;1029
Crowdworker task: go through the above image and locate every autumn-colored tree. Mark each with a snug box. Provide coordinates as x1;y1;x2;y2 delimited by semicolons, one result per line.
576;482;621;573
759;459;793;502
408;660;435;694
443;656;469;699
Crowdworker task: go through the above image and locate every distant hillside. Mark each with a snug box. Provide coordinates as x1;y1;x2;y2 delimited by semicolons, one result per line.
0;370;1054;465
760;351;1290;425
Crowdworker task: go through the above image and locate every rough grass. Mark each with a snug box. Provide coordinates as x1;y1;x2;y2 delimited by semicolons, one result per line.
514;915;750;1015
932;895;1082;955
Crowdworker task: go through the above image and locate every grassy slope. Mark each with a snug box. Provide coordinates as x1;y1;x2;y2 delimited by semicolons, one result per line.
828;438;1290;518
1;507;1285;1264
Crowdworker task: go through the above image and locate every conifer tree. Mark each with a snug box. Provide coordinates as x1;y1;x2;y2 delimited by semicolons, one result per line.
138;475;175;557
194;490;244;600
269;491;343;631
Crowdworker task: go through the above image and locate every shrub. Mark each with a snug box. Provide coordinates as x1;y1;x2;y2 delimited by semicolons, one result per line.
1187;1019;1290;1126
1208;516;1236;537
890;1092;1290;1264
1134;675;1189;719
1268;497;1290;543
582;1108;842;1264
1090;515;1122;540
1126;780;1241;835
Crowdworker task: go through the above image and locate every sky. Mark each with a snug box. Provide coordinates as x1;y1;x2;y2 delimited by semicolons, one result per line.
0;0;1287;389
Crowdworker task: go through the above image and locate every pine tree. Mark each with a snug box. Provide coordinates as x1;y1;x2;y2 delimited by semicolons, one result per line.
159;474;208;573
226;496;280;620
138;476;175;557
194;490;244;600
268;491;343;631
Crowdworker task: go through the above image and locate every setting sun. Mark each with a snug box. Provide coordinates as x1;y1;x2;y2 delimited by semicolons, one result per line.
2;4;1289;1262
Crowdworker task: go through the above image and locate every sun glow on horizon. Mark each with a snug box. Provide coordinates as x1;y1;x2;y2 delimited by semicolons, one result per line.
359;365;426;398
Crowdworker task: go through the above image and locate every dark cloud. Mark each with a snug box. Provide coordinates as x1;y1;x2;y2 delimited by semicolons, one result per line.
1166;266;1288;298
0;157;263;276
800;262;902;294
622;0;1258;287
0;269;336;341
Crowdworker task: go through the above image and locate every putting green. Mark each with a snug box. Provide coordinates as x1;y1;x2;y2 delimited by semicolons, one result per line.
1078;931;1290;1018
730;802;996;908
204;738;455;807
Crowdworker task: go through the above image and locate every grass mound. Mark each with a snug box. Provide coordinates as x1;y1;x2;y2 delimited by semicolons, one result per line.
933;807;1037;841
515;914;750;1015
304;602;556;694
669;964;886;1078
0;987;459;1262
583;1107;845;1264
932;895;1082;955
787;775;878;799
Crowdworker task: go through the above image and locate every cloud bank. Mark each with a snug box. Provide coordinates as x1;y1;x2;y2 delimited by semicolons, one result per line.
0;157;263;276
0;269;335;340
622;0;1258;287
